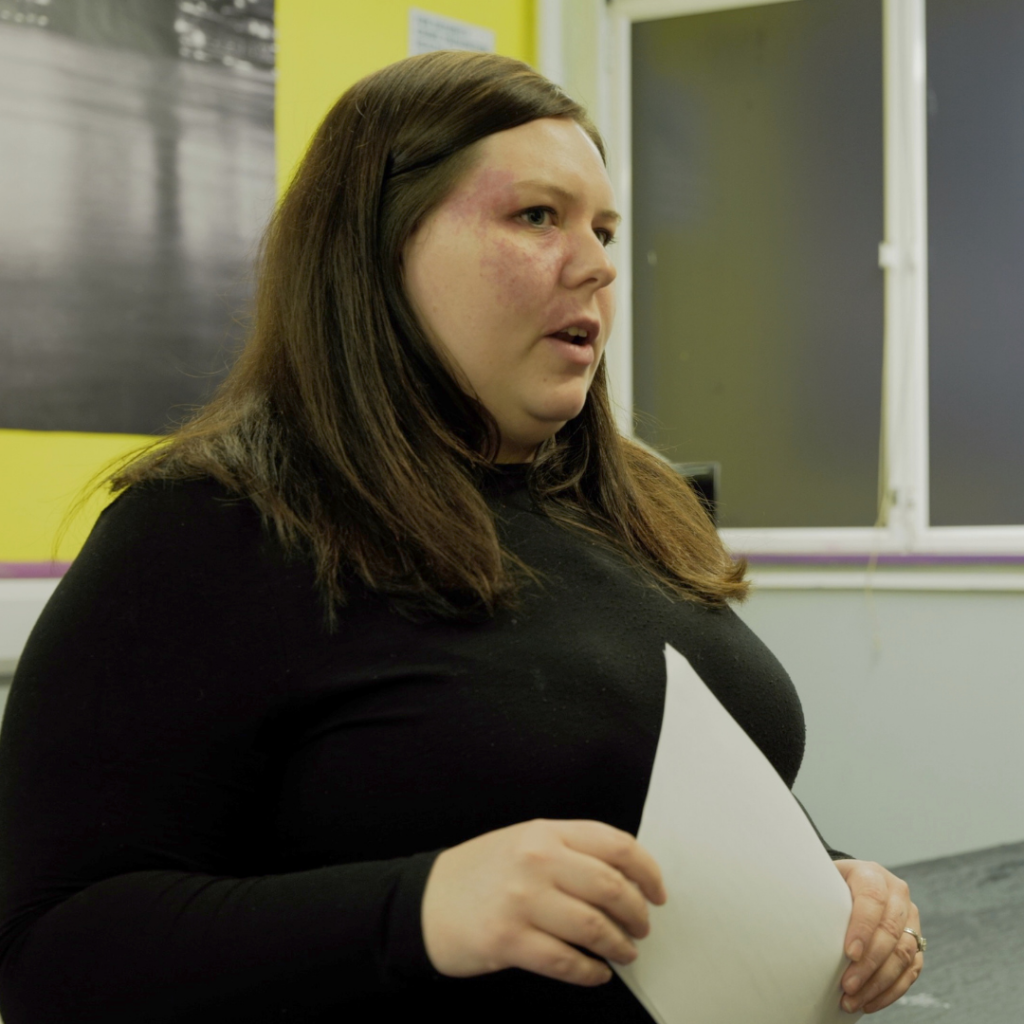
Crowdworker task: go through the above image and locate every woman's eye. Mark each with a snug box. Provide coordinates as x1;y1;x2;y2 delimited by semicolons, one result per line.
520;207;554;227
596;229;617;248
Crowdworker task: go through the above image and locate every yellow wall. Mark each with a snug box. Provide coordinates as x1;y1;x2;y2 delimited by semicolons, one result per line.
0;0;536;569
0;431;153;565
276;1;536;191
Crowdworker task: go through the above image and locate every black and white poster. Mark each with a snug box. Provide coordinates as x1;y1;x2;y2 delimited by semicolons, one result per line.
0;0;275;435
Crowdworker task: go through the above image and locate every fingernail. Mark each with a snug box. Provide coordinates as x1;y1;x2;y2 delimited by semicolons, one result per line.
847;939;863;962
844;974;862;996
842;997;858;1013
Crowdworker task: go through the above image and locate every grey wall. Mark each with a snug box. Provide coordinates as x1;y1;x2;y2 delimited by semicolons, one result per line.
736;585;1024;868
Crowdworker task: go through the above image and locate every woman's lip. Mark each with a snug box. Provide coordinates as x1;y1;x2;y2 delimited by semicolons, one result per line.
545;335;596;365
546;318;601;340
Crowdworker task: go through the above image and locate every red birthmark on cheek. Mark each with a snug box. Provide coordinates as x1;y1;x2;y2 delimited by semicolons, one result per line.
447;166;564;314
447;167;516;227
481;235;559;314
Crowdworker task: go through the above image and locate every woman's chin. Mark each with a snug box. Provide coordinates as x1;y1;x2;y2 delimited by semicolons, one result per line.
530;393;589;428
494;395;590;455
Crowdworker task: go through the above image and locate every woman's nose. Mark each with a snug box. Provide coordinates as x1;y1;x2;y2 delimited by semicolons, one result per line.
562;230;617;291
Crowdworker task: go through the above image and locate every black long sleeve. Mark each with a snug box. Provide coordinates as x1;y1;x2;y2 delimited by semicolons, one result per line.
0;470;842;1023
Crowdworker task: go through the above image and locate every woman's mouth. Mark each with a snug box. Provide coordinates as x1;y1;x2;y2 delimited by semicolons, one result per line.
551;326;590;346
545;331;596;365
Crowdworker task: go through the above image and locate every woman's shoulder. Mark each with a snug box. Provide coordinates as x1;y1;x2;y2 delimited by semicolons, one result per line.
53;474;322;644
103;472;255;516
97;474;261;545
77;474;284;590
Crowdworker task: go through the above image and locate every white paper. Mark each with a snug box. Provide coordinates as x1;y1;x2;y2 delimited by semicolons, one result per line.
613;644;862;1024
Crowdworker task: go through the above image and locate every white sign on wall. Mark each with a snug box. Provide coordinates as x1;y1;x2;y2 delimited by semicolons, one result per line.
408;7;496;56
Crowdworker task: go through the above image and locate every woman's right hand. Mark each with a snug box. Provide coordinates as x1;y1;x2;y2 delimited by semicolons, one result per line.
420;818;668;987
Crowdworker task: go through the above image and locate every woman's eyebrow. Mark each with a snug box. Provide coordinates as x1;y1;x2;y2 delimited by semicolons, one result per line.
515;179;622;224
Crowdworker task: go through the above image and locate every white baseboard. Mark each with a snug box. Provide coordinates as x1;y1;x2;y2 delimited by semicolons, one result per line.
0;578;61;675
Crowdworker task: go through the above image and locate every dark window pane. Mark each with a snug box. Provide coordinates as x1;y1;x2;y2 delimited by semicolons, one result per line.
927;0;1024;526
631;0;884;528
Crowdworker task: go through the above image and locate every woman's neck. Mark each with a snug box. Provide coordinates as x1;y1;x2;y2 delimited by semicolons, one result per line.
494;440;539;464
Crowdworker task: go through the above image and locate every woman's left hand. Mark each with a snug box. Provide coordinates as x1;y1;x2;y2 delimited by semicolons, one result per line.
834;859;924;1014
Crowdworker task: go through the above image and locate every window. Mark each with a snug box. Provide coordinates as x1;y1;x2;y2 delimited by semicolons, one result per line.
604;0;1024;560
631;0;884;529
926;0;1024;528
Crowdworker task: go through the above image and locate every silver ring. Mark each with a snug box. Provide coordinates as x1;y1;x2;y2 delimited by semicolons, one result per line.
904;928;927;953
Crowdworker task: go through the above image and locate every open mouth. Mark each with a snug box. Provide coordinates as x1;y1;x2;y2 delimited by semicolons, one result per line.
550;329;590;346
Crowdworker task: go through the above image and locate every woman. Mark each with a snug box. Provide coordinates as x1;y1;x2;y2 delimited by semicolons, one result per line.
0;52;922;1022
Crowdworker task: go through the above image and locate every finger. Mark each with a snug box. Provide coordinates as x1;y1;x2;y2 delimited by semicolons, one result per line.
509;926;615;987
553;820;667;905
861;952;924;1014
552;849;651;939
843;887;910;995
530;888;639;966
841;877;911;996
842;935;920;1013
844;905;923;1013
836;861;890;963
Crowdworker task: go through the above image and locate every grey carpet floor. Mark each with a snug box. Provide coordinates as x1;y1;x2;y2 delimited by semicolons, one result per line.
883;840;1024;1022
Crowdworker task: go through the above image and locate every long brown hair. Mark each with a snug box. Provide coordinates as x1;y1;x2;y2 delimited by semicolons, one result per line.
112;50;747;622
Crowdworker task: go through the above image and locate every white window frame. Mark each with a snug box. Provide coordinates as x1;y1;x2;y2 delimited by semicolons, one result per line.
539;0;1024;572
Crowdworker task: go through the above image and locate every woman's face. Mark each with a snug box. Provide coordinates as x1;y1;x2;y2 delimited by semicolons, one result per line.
402;117;619;463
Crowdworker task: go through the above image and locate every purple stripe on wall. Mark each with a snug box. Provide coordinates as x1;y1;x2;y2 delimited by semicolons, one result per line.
4;556;1023;579
0;563;71;579
741;553;1024;566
